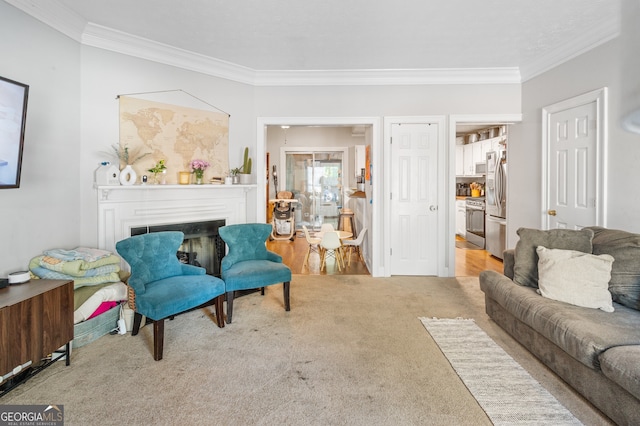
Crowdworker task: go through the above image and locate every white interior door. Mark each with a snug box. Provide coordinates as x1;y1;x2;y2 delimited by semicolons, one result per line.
543;88;607;229
390;123;439;275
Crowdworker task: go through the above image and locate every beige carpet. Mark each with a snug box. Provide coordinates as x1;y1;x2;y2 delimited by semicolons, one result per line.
2;275;611;425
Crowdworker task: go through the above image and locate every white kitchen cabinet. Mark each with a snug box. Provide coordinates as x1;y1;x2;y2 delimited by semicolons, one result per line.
457;136;507;177
463;144;474;176
462;142;483;176
456;199;466;237
455;145;464;176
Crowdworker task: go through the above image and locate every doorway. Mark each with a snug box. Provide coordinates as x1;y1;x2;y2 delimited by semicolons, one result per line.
258;117;379;275
449;114;522;277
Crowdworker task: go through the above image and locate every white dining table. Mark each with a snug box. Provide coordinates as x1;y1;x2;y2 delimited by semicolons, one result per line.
314;230;353;240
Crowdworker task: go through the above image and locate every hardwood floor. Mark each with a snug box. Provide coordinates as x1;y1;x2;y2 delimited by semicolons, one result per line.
266;231;503;277
455;236;504;277
267;233;370;275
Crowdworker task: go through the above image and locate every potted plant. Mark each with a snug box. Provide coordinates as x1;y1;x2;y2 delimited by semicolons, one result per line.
229;167;241;184
237;147;252;184
147;159;167;184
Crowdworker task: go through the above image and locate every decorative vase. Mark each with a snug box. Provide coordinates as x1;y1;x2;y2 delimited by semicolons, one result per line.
119;165;137;186
194;171;204;184
224;176;233;185
238;173;251;184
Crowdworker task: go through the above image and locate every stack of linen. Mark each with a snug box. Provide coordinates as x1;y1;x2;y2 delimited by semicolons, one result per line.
29;247;128;324
29;247;122;288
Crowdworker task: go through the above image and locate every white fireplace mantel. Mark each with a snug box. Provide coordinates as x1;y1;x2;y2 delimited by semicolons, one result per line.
96;184;255;253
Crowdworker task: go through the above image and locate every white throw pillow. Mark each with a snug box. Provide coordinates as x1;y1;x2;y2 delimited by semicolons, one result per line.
536;246;615;312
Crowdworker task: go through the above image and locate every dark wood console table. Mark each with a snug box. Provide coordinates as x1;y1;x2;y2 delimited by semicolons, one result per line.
0;279;74;396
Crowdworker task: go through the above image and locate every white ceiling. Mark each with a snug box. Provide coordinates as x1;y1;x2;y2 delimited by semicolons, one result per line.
8;0;620;84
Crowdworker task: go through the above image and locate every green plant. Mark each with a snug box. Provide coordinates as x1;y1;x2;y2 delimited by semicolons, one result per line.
240;147;252;174
230;167;241;176
147;159;167;174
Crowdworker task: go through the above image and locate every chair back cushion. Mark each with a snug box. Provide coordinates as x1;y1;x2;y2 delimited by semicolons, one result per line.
219;224;276;270
116;231;184;295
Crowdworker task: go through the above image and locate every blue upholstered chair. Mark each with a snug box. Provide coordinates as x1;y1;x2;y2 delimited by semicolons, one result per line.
115;231;226;360
218;223;291;324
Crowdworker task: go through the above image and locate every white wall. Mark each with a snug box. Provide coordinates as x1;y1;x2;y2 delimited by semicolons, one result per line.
78;46;256;248
1;3;523;277
509;36;640;248
0;2;80;276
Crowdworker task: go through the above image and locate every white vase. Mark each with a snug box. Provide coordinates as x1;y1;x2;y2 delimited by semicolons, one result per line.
119;165;137;186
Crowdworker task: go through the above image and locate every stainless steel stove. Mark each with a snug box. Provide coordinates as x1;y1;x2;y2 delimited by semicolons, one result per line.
465;196;485;248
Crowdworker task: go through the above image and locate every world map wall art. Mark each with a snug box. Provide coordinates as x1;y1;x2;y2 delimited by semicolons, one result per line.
118;95;229;184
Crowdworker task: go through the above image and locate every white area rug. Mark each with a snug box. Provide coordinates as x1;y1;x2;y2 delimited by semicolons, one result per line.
420;317;583;426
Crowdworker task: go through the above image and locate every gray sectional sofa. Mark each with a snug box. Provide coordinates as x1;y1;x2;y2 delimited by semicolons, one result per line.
480;227;640;425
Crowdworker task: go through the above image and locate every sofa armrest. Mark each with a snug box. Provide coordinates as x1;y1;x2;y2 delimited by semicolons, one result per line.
503;249;515;279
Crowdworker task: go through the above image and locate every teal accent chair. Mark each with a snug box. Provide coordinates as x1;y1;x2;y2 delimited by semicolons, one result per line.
219;223;291;324
115;231;226;360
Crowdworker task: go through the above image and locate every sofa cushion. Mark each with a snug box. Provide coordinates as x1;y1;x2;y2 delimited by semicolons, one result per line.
513;228;594;288
480;270;640;370
599;345;640;400
536;246;614;312
587;226;640;311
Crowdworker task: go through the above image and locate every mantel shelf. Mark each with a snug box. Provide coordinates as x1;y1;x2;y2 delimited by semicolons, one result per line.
96;183;256;201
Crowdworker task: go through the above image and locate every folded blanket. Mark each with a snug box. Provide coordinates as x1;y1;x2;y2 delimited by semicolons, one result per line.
74;282;128;324
31;255;120;277
29;266;121;289
44;247;112;262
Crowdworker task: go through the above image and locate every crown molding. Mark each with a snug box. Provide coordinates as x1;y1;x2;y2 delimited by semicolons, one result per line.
519;15;620;82
253;68;521;86
83;23;521;86
82;23;257;85
7;0;615;86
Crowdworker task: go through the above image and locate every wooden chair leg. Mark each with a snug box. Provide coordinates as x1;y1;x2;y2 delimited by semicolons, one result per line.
283;281;290;311
214;294;225;328
261;287;265;296
153;319;165;361
303;246;311;267
132;312;143;336
226;291;234;324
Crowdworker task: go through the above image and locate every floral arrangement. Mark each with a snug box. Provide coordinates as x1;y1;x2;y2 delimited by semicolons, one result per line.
190;159;210;179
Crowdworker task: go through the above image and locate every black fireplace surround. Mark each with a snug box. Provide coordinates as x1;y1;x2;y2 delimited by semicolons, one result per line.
131;220;225;277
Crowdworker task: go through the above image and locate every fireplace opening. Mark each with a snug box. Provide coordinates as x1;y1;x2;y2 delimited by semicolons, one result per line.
131;220;226;277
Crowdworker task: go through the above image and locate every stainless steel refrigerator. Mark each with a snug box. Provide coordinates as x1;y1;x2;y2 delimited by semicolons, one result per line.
485;149;507;259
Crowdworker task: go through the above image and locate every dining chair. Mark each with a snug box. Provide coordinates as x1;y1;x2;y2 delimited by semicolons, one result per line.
320;231;344;271
342;227;367;266
320;223;335;233
302;225;321;268
115;231;226;361
218;223;291;324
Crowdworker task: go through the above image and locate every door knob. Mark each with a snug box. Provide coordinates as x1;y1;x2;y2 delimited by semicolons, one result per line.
548;209;557;216
429;205;437;211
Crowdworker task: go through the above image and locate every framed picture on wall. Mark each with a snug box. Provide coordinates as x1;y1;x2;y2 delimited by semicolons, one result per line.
0;75;29;189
